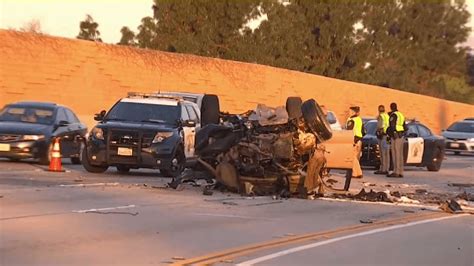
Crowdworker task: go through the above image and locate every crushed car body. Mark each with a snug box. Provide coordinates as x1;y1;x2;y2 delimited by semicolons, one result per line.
187;97;354;198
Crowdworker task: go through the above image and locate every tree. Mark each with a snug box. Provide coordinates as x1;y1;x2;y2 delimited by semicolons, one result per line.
118;26;136;46
77;14;102;42
20;19;42;34
128;0;473;103
143;0;262;56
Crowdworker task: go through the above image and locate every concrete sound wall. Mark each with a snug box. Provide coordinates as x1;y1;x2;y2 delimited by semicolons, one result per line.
1;30;472;133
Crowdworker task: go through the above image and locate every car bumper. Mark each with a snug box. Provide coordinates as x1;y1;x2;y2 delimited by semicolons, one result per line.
360;143;380;166
0;140;48;159
85;139;178;169
445;140;474;153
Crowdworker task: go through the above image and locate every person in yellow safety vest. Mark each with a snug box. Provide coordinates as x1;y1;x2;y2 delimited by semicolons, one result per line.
374;105;390;175
387;102;406;178
346;106;366;179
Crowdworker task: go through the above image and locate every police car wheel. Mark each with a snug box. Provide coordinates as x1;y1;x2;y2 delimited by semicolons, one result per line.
427;148;443;172
161;147;185;177
116;165;130;173
301;99;332;141
286;97;303;119
81;147;108;173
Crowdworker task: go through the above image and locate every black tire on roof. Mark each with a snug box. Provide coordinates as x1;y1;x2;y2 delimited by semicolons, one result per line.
201;94;220;126
301;99;332;142
286;97;303;119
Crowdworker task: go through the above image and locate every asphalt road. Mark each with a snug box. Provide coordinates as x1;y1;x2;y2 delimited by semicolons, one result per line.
0;154;473;266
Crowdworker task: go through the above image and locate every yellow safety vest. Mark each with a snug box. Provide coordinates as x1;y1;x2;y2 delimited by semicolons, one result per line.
381;112;390;133
395;111;405;132
348;116;363;138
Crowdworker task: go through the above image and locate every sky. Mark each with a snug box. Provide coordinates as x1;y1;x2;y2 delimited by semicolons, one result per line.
1;0;474;48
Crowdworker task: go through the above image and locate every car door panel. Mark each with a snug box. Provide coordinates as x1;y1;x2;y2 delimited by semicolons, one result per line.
54;108;74;157
406;137;424;164
181;105;195;158
65;108;83;156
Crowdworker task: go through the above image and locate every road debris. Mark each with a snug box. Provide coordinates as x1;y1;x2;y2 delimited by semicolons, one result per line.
202;187;214;196
448;183;474;188
247;200;283;207
172;256;186;261
359;219;374;224
396;196;420;204
456;192;474;201
439;199;463;213
353;188;392;202
222;201;238;206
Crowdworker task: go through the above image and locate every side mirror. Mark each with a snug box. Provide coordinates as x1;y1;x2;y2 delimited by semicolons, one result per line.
94;110;106;121
58;120;69;127
182;120;196;127
407;133;418;138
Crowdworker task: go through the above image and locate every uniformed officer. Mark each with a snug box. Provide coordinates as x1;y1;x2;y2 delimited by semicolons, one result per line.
346;106;366;179
387;102;406;178
374;105;390;175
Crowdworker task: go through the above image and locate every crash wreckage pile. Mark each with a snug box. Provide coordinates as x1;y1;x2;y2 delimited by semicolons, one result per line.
176;97;339;198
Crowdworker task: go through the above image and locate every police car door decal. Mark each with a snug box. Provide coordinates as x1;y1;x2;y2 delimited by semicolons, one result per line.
407;137;424;164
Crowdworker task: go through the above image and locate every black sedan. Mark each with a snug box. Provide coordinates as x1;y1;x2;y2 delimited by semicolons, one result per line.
0;102;87;164
361;120;445;171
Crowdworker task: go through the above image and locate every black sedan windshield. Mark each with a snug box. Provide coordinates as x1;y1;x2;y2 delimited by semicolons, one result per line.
0;106;55;125
105;102;180;124
447;122;474;133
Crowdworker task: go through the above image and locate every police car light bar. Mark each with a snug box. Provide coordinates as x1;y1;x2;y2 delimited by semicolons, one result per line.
127;92;183;101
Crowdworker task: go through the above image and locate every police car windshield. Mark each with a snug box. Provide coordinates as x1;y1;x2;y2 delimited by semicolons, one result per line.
365;121;377;135
105;102;180;125
0;105;55;125
447;122;474;133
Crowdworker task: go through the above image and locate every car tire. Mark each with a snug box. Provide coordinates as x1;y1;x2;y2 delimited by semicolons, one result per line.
427;148;443;172
301;99;332;141
70;157;81;165
286;97;303;119
39;142;53;165
201;94;220;126
116;165;130;173
81;147;108;173
160;147;185;177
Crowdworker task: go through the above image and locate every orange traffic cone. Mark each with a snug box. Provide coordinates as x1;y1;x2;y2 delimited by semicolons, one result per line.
48;138;64;172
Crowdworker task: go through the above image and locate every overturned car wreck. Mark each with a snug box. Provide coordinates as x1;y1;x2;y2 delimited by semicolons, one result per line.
178;97;354;198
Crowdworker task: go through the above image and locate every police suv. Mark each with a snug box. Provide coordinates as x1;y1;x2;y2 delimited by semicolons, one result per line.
82;92;203;177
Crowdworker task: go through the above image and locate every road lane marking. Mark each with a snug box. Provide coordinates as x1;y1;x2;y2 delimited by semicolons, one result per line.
237;213;471;265
192;213;275;221
59;182;120;187
72;204;136;213
172;212;460;265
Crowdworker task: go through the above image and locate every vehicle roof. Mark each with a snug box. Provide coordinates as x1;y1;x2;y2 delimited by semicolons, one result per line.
452;120;474;124
121;97;179;106
7;101;59;108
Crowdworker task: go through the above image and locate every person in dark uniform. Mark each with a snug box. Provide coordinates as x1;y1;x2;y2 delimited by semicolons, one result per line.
386;102;406;178
374;105;390;175
346;106;366;179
